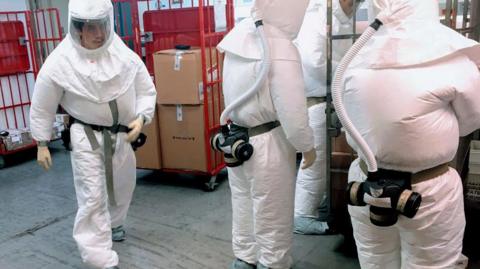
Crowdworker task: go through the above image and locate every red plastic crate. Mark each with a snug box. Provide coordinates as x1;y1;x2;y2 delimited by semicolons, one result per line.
143;6;217;73
0;21;29;76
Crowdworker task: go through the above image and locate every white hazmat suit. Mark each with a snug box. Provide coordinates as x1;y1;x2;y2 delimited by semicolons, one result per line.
29;0;156;268
293;0;353;234
342;0;480;268
217;0;313;268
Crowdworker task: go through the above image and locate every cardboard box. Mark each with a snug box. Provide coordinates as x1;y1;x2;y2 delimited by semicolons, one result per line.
153;47;219;105
330;170;349;218
158;103;216;172
0;128;33;151
135;109;162;170
51;121;65;140
331;152;355;170
55;114;70;125
331;132;355;153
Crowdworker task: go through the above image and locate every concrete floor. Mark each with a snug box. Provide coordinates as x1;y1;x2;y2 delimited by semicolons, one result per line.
0;142;360;269
1;142;480;269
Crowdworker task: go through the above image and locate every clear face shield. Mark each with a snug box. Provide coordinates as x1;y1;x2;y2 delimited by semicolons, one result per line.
69;17;111;50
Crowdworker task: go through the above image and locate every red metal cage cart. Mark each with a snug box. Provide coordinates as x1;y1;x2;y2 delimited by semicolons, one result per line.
112;0;234;190
0;8;62;168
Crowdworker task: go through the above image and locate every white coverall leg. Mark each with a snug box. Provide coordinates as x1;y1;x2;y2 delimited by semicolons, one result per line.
109;197;131;229
30;0;156;264
347;158;402;268
293;0;353;233
348;159;467;269
218;1;312;267
294;103;327;219
338;1;480;268
71;124;136;268
29;1;156;266
230;127;297;268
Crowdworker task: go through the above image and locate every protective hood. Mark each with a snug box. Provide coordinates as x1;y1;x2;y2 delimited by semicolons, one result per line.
251;0;309;40
293;0;353;97
218;0;308;60
352;0;480;68
298;0;352;40
68;0;114;55
40;34;142;104
39;0;143;104
217;17;263;60
368;0;439;22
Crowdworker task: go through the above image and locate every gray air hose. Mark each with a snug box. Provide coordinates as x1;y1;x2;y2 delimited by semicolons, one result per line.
220;20;271;126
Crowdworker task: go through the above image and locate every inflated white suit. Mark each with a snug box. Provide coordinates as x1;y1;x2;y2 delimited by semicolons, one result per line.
29;0;156;268
217;0;314;268
342;0;480;268
293;0;353;233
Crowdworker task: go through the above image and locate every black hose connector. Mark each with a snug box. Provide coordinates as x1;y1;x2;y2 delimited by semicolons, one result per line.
370;19;383;31
131;133;147;151
221;124;230;135
255;20;263;28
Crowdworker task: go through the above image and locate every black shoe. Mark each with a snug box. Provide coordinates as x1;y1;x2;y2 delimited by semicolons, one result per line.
112;226;126;242
231;258;256;269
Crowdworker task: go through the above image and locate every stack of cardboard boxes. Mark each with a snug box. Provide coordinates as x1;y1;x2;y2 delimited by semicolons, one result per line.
0;114;70;153
136;48;221;172
0;128;33;151
51;114;70;140
135;108;163;170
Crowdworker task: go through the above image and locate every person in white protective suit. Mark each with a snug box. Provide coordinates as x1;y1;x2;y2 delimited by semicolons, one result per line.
29;0;156;268
338;0;480;268
293;0;358;235
217;0;316;268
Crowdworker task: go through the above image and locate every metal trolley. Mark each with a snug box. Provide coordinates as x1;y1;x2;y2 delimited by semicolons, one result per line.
111;0;234;191
323;0;363;240
0;9;62;169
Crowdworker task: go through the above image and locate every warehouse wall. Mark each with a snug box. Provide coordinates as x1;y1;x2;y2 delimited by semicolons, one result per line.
33;0;68;36
0;0;29;12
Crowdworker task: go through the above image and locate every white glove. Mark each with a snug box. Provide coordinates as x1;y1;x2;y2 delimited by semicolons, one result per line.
37;146;52;171
301;148;316;169
126;116;144;142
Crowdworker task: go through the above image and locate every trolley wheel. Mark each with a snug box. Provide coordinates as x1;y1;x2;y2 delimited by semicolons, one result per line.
0;155;5;169
203;175;218;192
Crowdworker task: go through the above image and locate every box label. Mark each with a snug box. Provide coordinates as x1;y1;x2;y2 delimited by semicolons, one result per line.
172;136;195;141
198;82;204;102
176;105;183;121
174;51;184;71
11;135;21;143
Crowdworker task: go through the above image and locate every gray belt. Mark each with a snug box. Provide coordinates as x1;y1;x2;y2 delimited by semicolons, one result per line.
359;160;450;185
307;96;326;108
80;100;120;206
248;121;281;137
